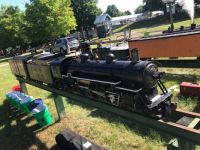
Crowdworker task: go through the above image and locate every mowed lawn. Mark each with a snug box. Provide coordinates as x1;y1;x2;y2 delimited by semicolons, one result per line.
0;58;200;150
102;17;200;41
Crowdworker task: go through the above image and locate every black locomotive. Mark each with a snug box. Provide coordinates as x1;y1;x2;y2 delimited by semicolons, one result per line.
9;52;176;119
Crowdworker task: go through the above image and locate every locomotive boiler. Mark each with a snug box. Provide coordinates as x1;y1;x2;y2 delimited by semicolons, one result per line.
61;53;175;118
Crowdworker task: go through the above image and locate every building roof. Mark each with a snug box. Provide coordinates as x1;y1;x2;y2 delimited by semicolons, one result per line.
94;14;111;25
111;11;164;23
111;14;141;22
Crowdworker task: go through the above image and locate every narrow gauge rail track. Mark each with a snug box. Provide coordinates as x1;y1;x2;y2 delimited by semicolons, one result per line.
160;109;200;145
17;77;200;148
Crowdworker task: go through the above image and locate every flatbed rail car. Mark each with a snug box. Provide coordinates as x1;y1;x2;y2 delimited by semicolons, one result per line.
128;31;200;59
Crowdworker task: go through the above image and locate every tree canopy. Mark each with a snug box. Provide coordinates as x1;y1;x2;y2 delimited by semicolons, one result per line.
141;0;200;13
195;0;200;5
106;5;122;17
143;0;165;12
141;0;200;15
0;5;26;49
25;0;76;43
123;10;132;15
134;5;145;14
2;0;200;50
106;5;132;17
71;0;102;32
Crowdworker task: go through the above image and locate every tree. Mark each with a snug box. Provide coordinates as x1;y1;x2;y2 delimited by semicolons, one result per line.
25;0;76;44
135;5;145;14
71;0;102;40
195;0;200;5
142;0;200;12
0;5;26;49
106;5;122;17
123;10;132;15
143;0;166;12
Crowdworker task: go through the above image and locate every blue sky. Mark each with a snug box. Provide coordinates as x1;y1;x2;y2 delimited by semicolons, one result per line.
0;0;143;13
98;0;143;13
0;0;27;10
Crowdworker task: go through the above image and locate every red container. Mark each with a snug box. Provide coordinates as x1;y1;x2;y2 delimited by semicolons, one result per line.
180;82;200;97
12;85;22;92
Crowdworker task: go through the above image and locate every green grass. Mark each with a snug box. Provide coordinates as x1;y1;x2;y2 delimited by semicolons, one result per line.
0;61;168;150
162;73;200;112
1;59;200;149
113;23;133;33
109;15;200;40
132;18;200;34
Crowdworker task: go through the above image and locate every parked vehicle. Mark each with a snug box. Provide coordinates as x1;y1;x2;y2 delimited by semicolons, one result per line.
49;37;79;55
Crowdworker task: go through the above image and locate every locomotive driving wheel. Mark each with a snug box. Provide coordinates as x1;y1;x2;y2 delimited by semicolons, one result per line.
106;91;120;106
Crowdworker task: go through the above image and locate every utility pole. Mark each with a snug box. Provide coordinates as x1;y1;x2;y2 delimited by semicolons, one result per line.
169;3;174;29
162;0;175;30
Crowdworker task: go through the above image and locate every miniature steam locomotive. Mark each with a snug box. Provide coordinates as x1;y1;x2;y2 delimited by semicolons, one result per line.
9;52;176;119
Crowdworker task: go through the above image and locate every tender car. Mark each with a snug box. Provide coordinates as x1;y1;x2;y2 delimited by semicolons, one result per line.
49;37;79;55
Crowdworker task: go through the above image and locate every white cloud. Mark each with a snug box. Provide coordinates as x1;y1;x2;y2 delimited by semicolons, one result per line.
97;0;143;14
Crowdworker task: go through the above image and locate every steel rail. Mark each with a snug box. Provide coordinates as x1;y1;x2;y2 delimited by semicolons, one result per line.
17;77;200;145
175;109;200;118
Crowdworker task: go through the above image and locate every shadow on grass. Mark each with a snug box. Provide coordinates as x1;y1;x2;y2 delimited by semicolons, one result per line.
66;98;172;145
50;144;60;150
90;108;172;143
0;100;50;150
47;93;55;99
193;101;200;114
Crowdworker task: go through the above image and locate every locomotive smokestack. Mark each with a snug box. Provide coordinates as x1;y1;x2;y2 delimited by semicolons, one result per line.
191;23;196;30
131;48;140;63
180;26;184;31
106;53;115;64
80;53;89;63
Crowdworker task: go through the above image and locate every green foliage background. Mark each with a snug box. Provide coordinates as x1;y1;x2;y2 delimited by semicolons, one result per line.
25;0;76;44
0;6;27;49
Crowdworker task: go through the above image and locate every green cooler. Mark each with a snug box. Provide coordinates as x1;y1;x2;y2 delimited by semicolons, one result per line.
30;99;52;127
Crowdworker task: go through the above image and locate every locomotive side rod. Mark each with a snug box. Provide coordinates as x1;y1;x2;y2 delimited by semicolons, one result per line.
17;77;200;147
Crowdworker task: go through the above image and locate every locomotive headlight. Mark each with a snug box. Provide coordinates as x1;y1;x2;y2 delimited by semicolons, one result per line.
144;63;159;88
146;64;158;75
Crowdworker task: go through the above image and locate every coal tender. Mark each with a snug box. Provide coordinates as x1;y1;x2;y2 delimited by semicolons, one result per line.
9;52;176;119
27;53;61;84
8;54;33;78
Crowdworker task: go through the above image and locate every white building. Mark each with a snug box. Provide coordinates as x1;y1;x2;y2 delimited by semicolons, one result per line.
111;14;140;26
94;14;112;38
111;11;164;26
